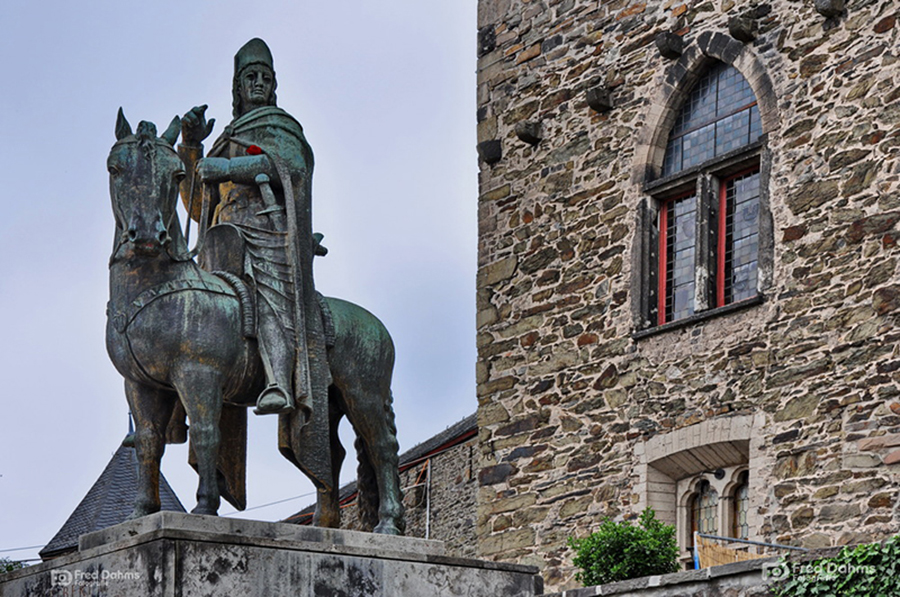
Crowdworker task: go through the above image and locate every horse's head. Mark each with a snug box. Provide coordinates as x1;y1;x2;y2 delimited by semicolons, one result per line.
108;108;185;257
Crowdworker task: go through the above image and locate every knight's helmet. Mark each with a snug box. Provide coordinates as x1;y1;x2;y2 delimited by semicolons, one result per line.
233;38;277;117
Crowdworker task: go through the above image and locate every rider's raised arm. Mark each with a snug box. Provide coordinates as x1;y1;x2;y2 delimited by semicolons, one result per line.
179;105;216;223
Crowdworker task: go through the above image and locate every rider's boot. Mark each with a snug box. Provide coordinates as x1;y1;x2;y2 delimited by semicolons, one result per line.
254;316;296;416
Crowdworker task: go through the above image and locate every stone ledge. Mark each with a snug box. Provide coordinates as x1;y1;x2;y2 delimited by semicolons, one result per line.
79;511;445;559
540;557;778;597
3;512;542;596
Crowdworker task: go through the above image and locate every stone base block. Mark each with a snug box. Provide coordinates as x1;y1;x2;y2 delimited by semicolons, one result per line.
1;512;541;596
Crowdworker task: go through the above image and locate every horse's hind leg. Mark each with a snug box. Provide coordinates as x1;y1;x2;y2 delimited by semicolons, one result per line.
172;368;223;516
345;387;405;535
125;379;175;519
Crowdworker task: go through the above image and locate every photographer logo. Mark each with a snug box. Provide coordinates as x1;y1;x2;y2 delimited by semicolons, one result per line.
50;570;73;587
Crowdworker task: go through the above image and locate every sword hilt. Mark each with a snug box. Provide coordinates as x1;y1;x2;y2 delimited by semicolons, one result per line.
255;173;286;228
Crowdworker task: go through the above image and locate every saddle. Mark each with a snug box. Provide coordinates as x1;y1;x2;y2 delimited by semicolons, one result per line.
198;224;335;347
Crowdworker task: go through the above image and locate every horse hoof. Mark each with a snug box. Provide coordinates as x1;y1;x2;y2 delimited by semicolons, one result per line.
191;505;219;516
373;520;403;536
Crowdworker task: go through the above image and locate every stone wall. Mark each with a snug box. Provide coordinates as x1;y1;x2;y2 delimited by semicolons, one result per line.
289;419;479;559
540;557;774;597
474;0;900;592
340;437;480;558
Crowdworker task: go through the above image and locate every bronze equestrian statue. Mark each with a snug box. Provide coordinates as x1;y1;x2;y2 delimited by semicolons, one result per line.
105;39;405;534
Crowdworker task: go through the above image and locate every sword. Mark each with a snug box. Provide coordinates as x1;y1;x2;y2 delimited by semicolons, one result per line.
255;173;286;229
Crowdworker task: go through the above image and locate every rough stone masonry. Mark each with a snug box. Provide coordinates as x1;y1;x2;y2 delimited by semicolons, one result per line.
474;0;900;591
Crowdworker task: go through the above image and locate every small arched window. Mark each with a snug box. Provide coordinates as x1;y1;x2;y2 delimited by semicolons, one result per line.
687;479;719;558
732;471;749;540
663;63;762;177
639;61;767;331
690;480;719;537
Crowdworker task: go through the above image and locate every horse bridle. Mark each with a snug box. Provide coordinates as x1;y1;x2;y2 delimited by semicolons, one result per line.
109;137;208;265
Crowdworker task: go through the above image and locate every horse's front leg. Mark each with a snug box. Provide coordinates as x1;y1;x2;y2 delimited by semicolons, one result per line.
125;379;175;519
172;367;224;516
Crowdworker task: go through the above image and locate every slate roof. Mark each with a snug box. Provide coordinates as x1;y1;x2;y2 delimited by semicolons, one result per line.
40;439;185;560
284;413;476;524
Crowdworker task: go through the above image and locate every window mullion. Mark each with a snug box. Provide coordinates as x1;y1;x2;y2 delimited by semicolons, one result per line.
694;175;714;313
657;201;668;326
642;199;660;328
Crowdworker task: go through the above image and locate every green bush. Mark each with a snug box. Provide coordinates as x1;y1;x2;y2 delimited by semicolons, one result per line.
0;558;27;574
568;507;680;586
768;535;900;597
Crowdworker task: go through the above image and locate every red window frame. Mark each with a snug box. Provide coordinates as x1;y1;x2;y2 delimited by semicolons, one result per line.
658;166;760;326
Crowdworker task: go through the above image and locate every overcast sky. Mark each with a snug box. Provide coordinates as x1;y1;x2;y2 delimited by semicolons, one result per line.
0;1;477;563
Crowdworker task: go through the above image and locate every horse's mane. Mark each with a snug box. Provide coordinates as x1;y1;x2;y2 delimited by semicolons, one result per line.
136;121;158;158
134;120;192;260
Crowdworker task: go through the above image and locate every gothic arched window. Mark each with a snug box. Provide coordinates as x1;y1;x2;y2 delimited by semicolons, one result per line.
690;480;719;536
639;61;767;330
732;471;750;540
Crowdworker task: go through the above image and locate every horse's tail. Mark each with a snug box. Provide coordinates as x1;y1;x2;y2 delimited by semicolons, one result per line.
356;389;405;534
355;435;379;531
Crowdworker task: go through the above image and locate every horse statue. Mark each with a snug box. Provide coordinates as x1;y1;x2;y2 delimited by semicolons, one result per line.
105;110;405;534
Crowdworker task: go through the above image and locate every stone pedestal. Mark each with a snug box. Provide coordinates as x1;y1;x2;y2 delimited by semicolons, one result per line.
1;512;541;596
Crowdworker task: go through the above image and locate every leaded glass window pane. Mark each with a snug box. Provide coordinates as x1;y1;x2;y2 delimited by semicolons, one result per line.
724;172;760;303
733;474;749;540
698;484;718;535
662;63;761;177
690;481;719;538
664;195;697;322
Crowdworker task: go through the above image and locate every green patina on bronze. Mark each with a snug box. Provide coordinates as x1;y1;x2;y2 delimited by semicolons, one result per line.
105;39;405;534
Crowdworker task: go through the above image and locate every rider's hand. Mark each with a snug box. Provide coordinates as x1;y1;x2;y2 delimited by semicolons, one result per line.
181;105;215;147
197;157;230;183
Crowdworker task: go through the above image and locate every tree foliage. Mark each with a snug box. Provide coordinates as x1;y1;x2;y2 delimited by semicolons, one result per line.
768;535;900;597
568;507;680;587
0;557;27;574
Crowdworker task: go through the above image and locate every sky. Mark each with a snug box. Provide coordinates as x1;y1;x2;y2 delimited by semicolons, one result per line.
0;1;478;563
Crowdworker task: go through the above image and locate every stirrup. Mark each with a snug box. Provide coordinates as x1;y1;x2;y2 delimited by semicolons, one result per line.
254;384;294;415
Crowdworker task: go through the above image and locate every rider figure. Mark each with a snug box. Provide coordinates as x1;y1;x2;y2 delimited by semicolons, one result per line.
178;38;328;422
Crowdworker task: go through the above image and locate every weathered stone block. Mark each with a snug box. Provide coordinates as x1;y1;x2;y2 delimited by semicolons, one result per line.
477;139;502;164
791;506;814;529
868;492;895;509
842;453;882;468
883;449;900;465
478;25;497;57
786;180;840;214
654;32;684;59
728;17;756;43
858;433;900;452
479;462;517;486
586;86;613;113
841;478;886;494
873;286;900;314
514;120;543;145
477;256;517;287
480;527;537;556
1;513;542;596
814;0;845;18
818;503;860;524
774;394;817;422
